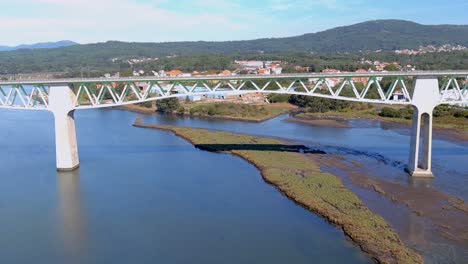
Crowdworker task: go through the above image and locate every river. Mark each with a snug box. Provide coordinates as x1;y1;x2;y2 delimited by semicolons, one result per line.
0;108;466;263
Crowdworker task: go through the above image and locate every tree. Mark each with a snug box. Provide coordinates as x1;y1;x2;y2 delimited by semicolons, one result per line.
155;98;180;113
384;64;399;71
289;95;350;113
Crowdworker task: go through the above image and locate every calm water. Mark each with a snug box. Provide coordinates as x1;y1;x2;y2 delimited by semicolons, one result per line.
141;112;468;263
0;109;372;264
141;113;468;200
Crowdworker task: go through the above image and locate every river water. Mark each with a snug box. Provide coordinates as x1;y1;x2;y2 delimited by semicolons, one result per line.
0;109;371;264
0;108;466;263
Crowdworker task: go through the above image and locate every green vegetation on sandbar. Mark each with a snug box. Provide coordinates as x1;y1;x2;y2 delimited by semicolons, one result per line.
133;120;422;264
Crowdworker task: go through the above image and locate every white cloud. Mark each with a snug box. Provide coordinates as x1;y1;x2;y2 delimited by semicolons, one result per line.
1;0;249;45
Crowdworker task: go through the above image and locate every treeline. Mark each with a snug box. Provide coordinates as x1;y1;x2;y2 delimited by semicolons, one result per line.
2;50;467;77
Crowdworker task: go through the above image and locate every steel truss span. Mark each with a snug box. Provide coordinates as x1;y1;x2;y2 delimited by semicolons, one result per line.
0;71;466;110
0;70;466;176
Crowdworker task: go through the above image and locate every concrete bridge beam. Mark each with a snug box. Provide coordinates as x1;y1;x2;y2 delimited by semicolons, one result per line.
406;77;440;177
48;85;79;171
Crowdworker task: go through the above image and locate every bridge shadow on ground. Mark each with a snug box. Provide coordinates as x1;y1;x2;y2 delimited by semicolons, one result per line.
194;144;326;154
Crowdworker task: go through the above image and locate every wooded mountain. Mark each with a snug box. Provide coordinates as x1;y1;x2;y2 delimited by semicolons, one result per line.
0;40;77;52
1;20;467;74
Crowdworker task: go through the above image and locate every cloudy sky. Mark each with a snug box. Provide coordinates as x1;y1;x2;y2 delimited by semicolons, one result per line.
1;0;467;46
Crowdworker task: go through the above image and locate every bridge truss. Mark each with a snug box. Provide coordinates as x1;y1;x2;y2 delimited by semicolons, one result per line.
0;70;467;175
0;71;467;110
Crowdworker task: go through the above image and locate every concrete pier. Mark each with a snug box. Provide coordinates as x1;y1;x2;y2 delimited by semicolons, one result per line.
48;85;79;171
406;77;440;177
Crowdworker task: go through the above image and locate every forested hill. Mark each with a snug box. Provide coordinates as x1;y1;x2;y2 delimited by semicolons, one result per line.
4;20;468;55
1;20;467;74
0;41;77;52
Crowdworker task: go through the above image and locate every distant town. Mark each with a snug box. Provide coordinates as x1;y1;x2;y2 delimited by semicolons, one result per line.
101;44;466;80
394;44;467;55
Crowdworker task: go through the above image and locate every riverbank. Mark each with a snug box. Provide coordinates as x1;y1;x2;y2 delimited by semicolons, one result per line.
121;102;296;122
315;153;468;253
133;117;422;264
117;104;157;114
287;112;468;142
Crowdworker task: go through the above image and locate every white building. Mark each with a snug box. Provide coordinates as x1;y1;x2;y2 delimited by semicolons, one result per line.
272;67;283;75
235;60;264;68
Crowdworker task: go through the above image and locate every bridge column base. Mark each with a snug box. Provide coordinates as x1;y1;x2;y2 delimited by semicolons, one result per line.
49;86;80;171
54;112;80;171
407;77;439;178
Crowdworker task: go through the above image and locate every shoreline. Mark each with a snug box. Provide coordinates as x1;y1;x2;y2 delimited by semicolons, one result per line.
118;103;467;143
286;116;349;128
133;117;422;264
287;112;468;143
119;104;291;123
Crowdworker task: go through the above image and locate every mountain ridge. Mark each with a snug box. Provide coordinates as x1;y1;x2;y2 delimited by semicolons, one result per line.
1;20;468;55
0;20;467;74
0;40;77;51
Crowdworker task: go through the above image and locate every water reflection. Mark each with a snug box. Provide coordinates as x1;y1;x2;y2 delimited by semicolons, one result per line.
57;170;88;263
407;176;434;188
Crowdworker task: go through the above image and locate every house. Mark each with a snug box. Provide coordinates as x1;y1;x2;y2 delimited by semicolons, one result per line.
235;60;264;68
392;90;406;101
322;69;341;88
219;70;232;76
166;70;183;77
226;93;266;103
353;69;369;85
271;65;283;74
258;68;271;75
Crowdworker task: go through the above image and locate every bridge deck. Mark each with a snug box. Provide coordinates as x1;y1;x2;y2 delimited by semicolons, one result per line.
1;70;467;85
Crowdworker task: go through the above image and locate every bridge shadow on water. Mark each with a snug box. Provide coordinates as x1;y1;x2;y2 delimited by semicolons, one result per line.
193;144;326;154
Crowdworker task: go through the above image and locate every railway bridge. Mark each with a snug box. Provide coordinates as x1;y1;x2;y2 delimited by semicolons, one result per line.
1;70;467;177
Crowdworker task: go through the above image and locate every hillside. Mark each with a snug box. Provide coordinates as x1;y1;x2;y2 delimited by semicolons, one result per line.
0;20;467;74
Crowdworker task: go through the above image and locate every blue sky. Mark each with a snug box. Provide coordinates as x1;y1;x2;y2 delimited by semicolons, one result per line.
1;0;467;46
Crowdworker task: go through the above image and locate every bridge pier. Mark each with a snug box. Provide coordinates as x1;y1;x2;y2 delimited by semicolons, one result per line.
49;85;79;171
406;77;440;177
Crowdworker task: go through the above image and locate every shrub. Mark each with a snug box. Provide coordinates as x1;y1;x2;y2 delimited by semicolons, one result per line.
189;107;196;115
177;106;185;115
454;110;468;119
207;106;217;116
138;101;153;109
155;98;180;113
379;107;402;118
267;94;290;103
289;95;350;113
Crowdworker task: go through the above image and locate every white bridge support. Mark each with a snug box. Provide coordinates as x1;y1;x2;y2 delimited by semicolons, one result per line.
48;85;79;171
406;77;440;177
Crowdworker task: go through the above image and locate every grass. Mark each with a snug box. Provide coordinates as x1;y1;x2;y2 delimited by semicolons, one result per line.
134;120;423;264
